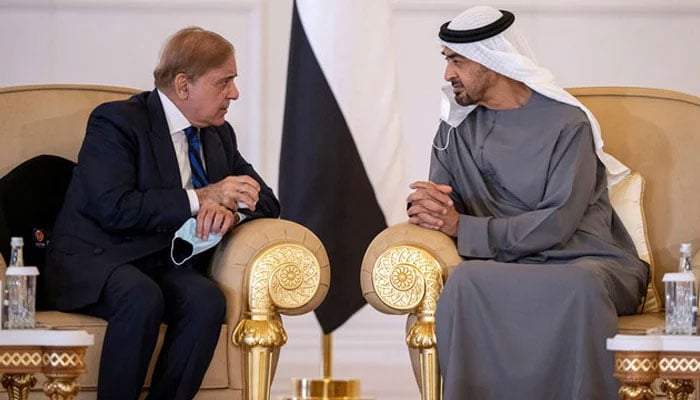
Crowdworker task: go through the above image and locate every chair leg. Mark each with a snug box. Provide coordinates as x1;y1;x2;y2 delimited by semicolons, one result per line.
234;317;288;400
408;316;442;400
419;347;442;400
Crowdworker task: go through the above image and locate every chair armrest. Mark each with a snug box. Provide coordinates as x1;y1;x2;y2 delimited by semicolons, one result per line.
210;218;330;321
361;222;462;398
209;218;329;397
361;222;461;315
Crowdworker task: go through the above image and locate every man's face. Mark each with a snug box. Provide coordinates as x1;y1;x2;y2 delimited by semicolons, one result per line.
183;54;239;128
442;47;494;106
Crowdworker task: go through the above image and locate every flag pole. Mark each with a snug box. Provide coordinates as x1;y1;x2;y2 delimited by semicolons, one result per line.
322;333;332;378
284;333;372;400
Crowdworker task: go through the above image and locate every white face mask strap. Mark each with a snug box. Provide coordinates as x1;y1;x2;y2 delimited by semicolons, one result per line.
432;125;455;151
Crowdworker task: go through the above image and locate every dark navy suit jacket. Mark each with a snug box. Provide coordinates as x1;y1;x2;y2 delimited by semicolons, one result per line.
46;90;280;311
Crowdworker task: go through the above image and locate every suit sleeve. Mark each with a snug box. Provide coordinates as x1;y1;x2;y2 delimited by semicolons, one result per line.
220;124;281;220
77;106;190;234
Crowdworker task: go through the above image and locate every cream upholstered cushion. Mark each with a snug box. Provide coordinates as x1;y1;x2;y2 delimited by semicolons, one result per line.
608;172;660;313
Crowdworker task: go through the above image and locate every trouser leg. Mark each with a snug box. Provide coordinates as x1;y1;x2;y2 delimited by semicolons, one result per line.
145;266;226;400
80;264;165;400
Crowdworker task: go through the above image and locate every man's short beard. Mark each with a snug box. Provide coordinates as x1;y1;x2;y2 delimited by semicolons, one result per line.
455;92;476;106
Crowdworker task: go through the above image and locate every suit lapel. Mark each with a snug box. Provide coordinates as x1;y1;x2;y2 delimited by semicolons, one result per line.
146;91;182;188
200;128;228;183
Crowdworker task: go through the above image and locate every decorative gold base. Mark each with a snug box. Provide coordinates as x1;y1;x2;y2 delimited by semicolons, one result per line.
282;378;374;400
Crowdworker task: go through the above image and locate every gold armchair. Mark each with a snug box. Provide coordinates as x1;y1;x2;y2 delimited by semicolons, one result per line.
0;84;330;400
361;87;700;399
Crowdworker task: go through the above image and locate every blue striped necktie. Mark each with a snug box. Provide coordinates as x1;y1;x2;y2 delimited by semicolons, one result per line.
184;126;209;189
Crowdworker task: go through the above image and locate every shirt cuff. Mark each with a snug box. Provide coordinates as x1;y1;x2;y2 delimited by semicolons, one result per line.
186;189;199;216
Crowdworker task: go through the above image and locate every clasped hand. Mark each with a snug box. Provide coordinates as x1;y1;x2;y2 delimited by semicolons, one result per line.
406;181;459;237
194;175;261;239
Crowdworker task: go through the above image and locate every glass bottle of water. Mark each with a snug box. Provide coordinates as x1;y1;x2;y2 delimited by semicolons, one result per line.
6;237;35;329
0;244;6;329
679;243;697;333
9;237;24;267
3;237;25;328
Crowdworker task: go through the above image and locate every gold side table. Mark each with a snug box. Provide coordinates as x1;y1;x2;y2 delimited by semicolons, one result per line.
0;329;93;400
607;334;700;400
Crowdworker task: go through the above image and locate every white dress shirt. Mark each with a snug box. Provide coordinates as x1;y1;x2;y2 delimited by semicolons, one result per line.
157;90;202;215
157;90;246;223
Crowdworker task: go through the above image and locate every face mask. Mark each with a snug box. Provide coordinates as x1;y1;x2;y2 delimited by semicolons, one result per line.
439;84;473;128
171;218;223;266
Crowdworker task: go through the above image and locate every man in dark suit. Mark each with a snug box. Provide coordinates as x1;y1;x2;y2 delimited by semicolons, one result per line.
46;27;280;400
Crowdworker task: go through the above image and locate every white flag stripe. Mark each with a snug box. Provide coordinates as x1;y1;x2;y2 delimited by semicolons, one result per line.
296;0;406;225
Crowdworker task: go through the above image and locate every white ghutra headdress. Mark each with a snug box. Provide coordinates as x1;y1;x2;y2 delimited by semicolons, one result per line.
438;6;628;185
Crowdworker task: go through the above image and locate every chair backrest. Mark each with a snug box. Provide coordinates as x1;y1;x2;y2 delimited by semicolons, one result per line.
569;87;700;307
0;84;142;307
0;84;141;177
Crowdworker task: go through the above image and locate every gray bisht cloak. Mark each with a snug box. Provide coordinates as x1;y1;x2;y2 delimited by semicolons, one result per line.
430;91;648;400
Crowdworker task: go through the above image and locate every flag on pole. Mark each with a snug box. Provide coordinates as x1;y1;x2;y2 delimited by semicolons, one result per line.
279;0;406;333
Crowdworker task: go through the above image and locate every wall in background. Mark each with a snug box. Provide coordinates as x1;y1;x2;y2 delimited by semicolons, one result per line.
1;1;698;398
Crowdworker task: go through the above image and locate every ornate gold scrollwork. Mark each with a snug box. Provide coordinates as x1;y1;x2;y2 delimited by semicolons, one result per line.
406;320;437;350
233;242;322;400
234;243;322;348
233;319;288;348
614;352;659;400
373;245;444;400
43;375;81;400
659;379;695;400
41;347;87;400
618;384;655;400
250;243;321;312
1;373;37;400
372;245;443;312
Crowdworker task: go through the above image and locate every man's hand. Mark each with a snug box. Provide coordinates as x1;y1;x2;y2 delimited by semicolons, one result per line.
406;181;459;237
195;202;237;240
195;175;260;211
